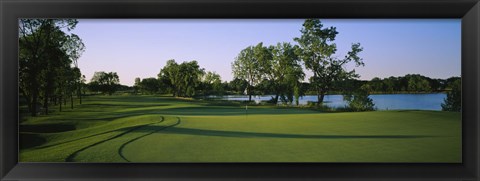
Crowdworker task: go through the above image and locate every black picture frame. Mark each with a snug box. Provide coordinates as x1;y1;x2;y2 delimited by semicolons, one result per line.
1;0;479;180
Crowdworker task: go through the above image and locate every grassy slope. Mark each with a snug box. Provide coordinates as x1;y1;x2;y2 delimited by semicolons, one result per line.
20;95;461;162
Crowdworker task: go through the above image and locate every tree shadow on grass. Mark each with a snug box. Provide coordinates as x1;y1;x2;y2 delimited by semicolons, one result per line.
29;108;171;124
65;116;166;162
20;133;46;149
132;126;436;139
85;103;171;108
32;114;167;149
117;117;181;162
20;123;76;133
157;106;319;116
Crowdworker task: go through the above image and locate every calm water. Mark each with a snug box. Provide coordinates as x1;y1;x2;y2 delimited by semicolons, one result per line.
211;93;447;111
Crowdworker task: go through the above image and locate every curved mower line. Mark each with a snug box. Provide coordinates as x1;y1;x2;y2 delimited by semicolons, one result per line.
65;116;165;162
118;117;182;162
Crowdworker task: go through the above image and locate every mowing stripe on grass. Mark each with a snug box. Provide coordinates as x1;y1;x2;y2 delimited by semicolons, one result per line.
118;117;182;162
65;116;165;162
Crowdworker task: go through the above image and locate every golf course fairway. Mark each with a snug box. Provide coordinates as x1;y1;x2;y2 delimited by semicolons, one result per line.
20;95;461;162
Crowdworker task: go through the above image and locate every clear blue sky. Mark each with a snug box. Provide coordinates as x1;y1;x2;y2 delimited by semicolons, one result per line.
72;19;461;86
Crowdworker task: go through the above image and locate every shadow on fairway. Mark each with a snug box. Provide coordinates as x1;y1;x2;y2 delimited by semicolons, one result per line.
65;116;166;162
157;106;319;116
20;123;76;133
20;133;46;149
117;117;182;162
83;103;170;109
132;126;436;139
29;113;169;149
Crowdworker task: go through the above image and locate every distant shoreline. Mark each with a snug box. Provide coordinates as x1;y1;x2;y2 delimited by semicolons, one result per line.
214;92;448;97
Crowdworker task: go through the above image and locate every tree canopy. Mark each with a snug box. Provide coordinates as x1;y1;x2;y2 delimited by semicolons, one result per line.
19;19;85;116
232;43;265;101
294;19;364;104
158;59;205;97
89;71;120;95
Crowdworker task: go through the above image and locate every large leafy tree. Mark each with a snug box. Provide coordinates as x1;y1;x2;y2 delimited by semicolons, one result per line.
180;61;205;97
158;60;205;97
294;19;364;104
228;78;249;95
89;72;120;95
158;60;181;96
232;43;265;101
139;78;160;94
201;71;224;96
266;42;304;104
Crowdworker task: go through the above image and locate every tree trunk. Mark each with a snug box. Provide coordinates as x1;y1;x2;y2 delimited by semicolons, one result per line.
31;90;38;117
274;94;279;104
43;91;49;115
78;86;82;104
59;96;62;112
317;89;326;104
248;85;253;102
71;94;74;109
319;93;325;104
316;88;321;105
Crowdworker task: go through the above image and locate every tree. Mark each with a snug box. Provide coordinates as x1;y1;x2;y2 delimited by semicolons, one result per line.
158;60;180;96
369;77;383;92
158;60;204;97
294;19;364;105
78;74;86;104
294;85;301;106
19;19;84;116
133;77;141;94
179;61;205;97
67;67;82;109
382;76;396;93
441;79;461;112
139;78;160;94
443;77;461;90
263;42;304;104
406;74;431;92
201;71;224;96
89;71;120;95
228;78;248;95
232;43;266;101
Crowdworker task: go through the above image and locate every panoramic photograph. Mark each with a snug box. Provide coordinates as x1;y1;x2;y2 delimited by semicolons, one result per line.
19;19;461;162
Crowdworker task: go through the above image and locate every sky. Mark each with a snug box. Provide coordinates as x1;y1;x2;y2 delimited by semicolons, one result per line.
71;19;461;86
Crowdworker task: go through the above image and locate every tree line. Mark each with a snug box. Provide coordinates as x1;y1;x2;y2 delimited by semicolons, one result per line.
130;19;365;106
126;19;459;110
358;75;460;93
20;19;85;117
20;19;460;116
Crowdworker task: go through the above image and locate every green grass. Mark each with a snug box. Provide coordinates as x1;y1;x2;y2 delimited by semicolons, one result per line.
20;95;461;162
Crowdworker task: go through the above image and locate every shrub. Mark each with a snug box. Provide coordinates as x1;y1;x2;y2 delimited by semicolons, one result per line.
343;84;375;112
441;79;461;112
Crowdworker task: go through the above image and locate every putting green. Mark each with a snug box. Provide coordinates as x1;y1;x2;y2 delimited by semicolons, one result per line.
19;95;461;162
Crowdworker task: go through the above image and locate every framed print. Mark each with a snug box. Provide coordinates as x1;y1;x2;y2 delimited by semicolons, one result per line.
1;0;479;180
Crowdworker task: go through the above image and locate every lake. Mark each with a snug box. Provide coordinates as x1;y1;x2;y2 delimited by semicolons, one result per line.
210;93;447;111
